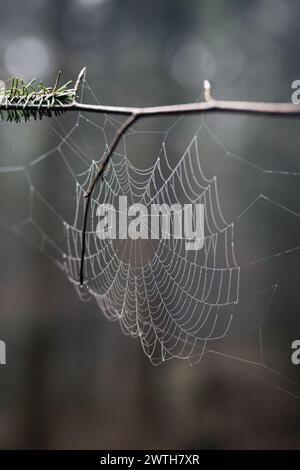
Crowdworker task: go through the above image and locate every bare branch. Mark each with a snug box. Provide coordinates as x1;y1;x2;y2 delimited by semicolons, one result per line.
80;113;137;286
2;99;300;117
76;88;300;286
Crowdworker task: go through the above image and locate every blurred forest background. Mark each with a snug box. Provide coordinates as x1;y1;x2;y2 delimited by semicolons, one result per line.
0;0;300;449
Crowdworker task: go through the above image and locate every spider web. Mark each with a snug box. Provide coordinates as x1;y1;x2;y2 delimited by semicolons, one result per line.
1;73;300;398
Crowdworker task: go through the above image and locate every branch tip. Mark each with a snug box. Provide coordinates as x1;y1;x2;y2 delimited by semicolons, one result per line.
203;79;212;102
74;67;87;98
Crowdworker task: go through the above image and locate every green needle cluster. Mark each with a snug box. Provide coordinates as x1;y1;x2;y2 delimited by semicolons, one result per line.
0;71;76;123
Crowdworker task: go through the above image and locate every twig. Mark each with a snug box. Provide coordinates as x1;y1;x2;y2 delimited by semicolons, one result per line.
79;113;137;286
1;72;300;285
3;99;300;116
